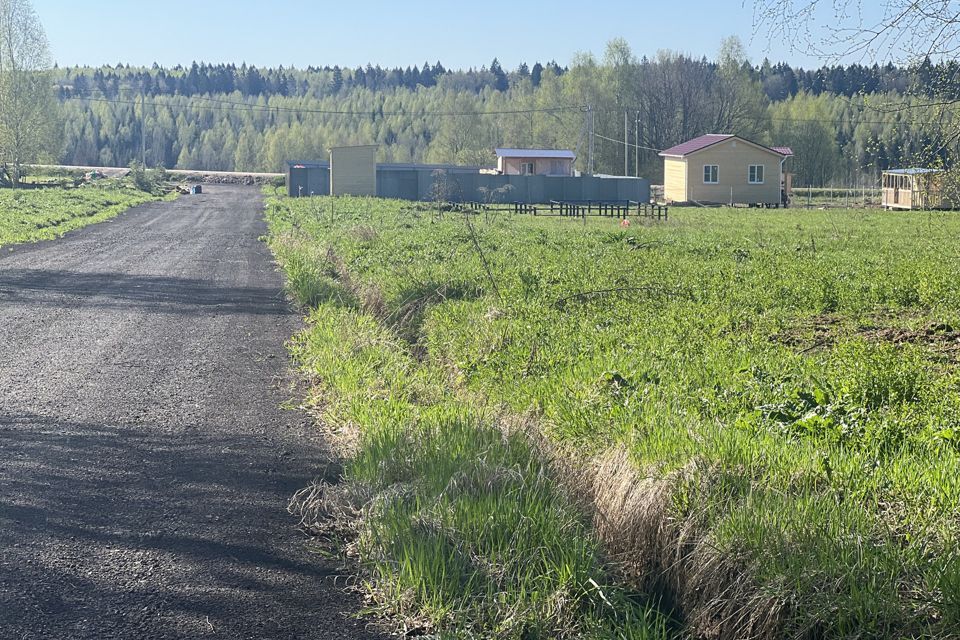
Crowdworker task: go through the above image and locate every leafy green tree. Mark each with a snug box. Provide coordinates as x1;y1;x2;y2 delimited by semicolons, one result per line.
713;36;769;139
0;0;58;186
770;92;840;186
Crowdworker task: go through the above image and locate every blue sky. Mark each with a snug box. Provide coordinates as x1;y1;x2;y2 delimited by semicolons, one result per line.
33;0;852;70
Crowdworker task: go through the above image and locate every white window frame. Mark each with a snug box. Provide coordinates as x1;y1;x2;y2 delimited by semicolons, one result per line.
703;165;719;184
520;162;535;175
748;164;765;184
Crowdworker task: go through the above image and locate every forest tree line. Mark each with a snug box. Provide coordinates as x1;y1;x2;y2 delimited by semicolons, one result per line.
47;38;960;186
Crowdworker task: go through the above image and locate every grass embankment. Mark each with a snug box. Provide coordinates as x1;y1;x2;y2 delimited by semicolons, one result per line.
269;197;960;639
0;183;160;249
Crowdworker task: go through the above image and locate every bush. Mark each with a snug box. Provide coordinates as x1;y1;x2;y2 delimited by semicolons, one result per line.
129;162;168;194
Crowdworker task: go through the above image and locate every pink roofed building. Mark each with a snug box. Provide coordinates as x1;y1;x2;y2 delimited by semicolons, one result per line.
495;148;576;177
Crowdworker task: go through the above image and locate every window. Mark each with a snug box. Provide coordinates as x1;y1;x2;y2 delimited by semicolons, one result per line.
748;165;765;184
703;165;719;184
520;162;535;175
549;159;565;175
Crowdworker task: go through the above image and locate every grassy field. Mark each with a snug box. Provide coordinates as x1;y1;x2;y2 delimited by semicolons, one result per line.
0;183;159;249
268;196;960;639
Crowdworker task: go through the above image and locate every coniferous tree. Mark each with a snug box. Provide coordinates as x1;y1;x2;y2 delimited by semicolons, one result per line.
531;62;543;87
330;66;343;93
490;58;508;91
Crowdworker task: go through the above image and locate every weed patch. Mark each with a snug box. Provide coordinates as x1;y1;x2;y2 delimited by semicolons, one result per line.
285;302;670;639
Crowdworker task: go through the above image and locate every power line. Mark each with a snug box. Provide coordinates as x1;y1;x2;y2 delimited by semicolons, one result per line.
63;92;587;118
63;87;956;127
597;103;956;128
594;133;662;152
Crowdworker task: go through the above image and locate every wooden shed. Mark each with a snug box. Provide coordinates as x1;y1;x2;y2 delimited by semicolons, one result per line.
330;145;377;196
882;168;957;210
659;134;793;207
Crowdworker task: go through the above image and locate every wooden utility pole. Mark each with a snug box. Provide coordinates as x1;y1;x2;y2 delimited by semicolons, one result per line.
587;106;595;175
140;85;147;167
635;111;640;178
624;110;629;177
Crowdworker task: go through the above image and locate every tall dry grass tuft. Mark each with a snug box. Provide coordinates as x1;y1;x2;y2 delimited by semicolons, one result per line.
324;247;354;292
591;450;792;640
322;246;389;320
360;285;387;319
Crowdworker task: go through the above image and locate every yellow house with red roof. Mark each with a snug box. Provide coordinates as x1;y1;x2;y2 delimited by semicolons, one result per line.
659;134;793;207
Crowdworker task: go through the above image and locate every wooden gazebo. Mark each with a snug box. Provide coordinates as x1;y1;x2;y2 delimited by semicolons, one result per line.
882;168;957;210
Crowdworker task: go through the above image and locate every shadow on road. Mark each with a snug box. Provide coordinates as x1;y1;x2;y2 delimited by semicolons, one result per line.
0;411;347;638
0;268;290;316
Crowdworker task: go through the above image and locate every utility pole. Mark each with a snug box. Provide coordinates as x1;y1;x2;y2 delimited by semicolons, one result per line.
140;83;147;167
624;110;629;177
635;111;640;178
587;106;595;175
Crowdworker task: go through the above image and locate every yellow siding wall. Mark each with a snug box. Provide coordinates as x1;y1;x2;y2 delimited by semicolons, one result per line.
663;158;687;203
686;140;781;204
330;146;377;196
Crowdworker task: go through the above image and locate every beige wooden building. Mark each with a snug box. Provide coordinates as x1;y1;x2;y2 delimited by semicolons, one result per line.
659;134;793;206
882;168;958;210
330;145;377;196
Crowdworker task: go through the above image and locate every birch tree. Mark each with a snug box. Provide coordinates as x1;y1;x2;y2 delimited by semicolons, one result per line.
755;1;960;176
0;0;57;187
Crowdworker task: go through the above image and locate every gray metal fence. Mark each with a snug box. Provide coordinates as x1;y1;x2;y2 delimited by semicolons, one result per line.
287;163;650;204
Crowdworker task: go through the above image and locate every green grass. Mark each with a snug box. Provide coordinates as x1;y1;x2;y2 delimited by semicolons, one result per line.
0;183;160;249
269;196;960;639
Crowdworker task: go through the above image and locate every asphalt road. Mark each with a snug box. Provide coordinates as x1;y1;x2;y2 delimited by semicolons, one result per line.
0;187;385;639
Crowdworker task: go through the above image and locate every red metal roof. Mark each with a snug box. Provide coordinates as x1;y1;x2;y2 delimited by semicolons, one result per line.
659;135;793;158
659;134;734;157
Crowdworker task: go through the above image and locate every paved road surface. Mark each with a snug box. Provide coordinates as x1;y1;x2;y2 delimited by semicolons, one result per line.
0;187;384;639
